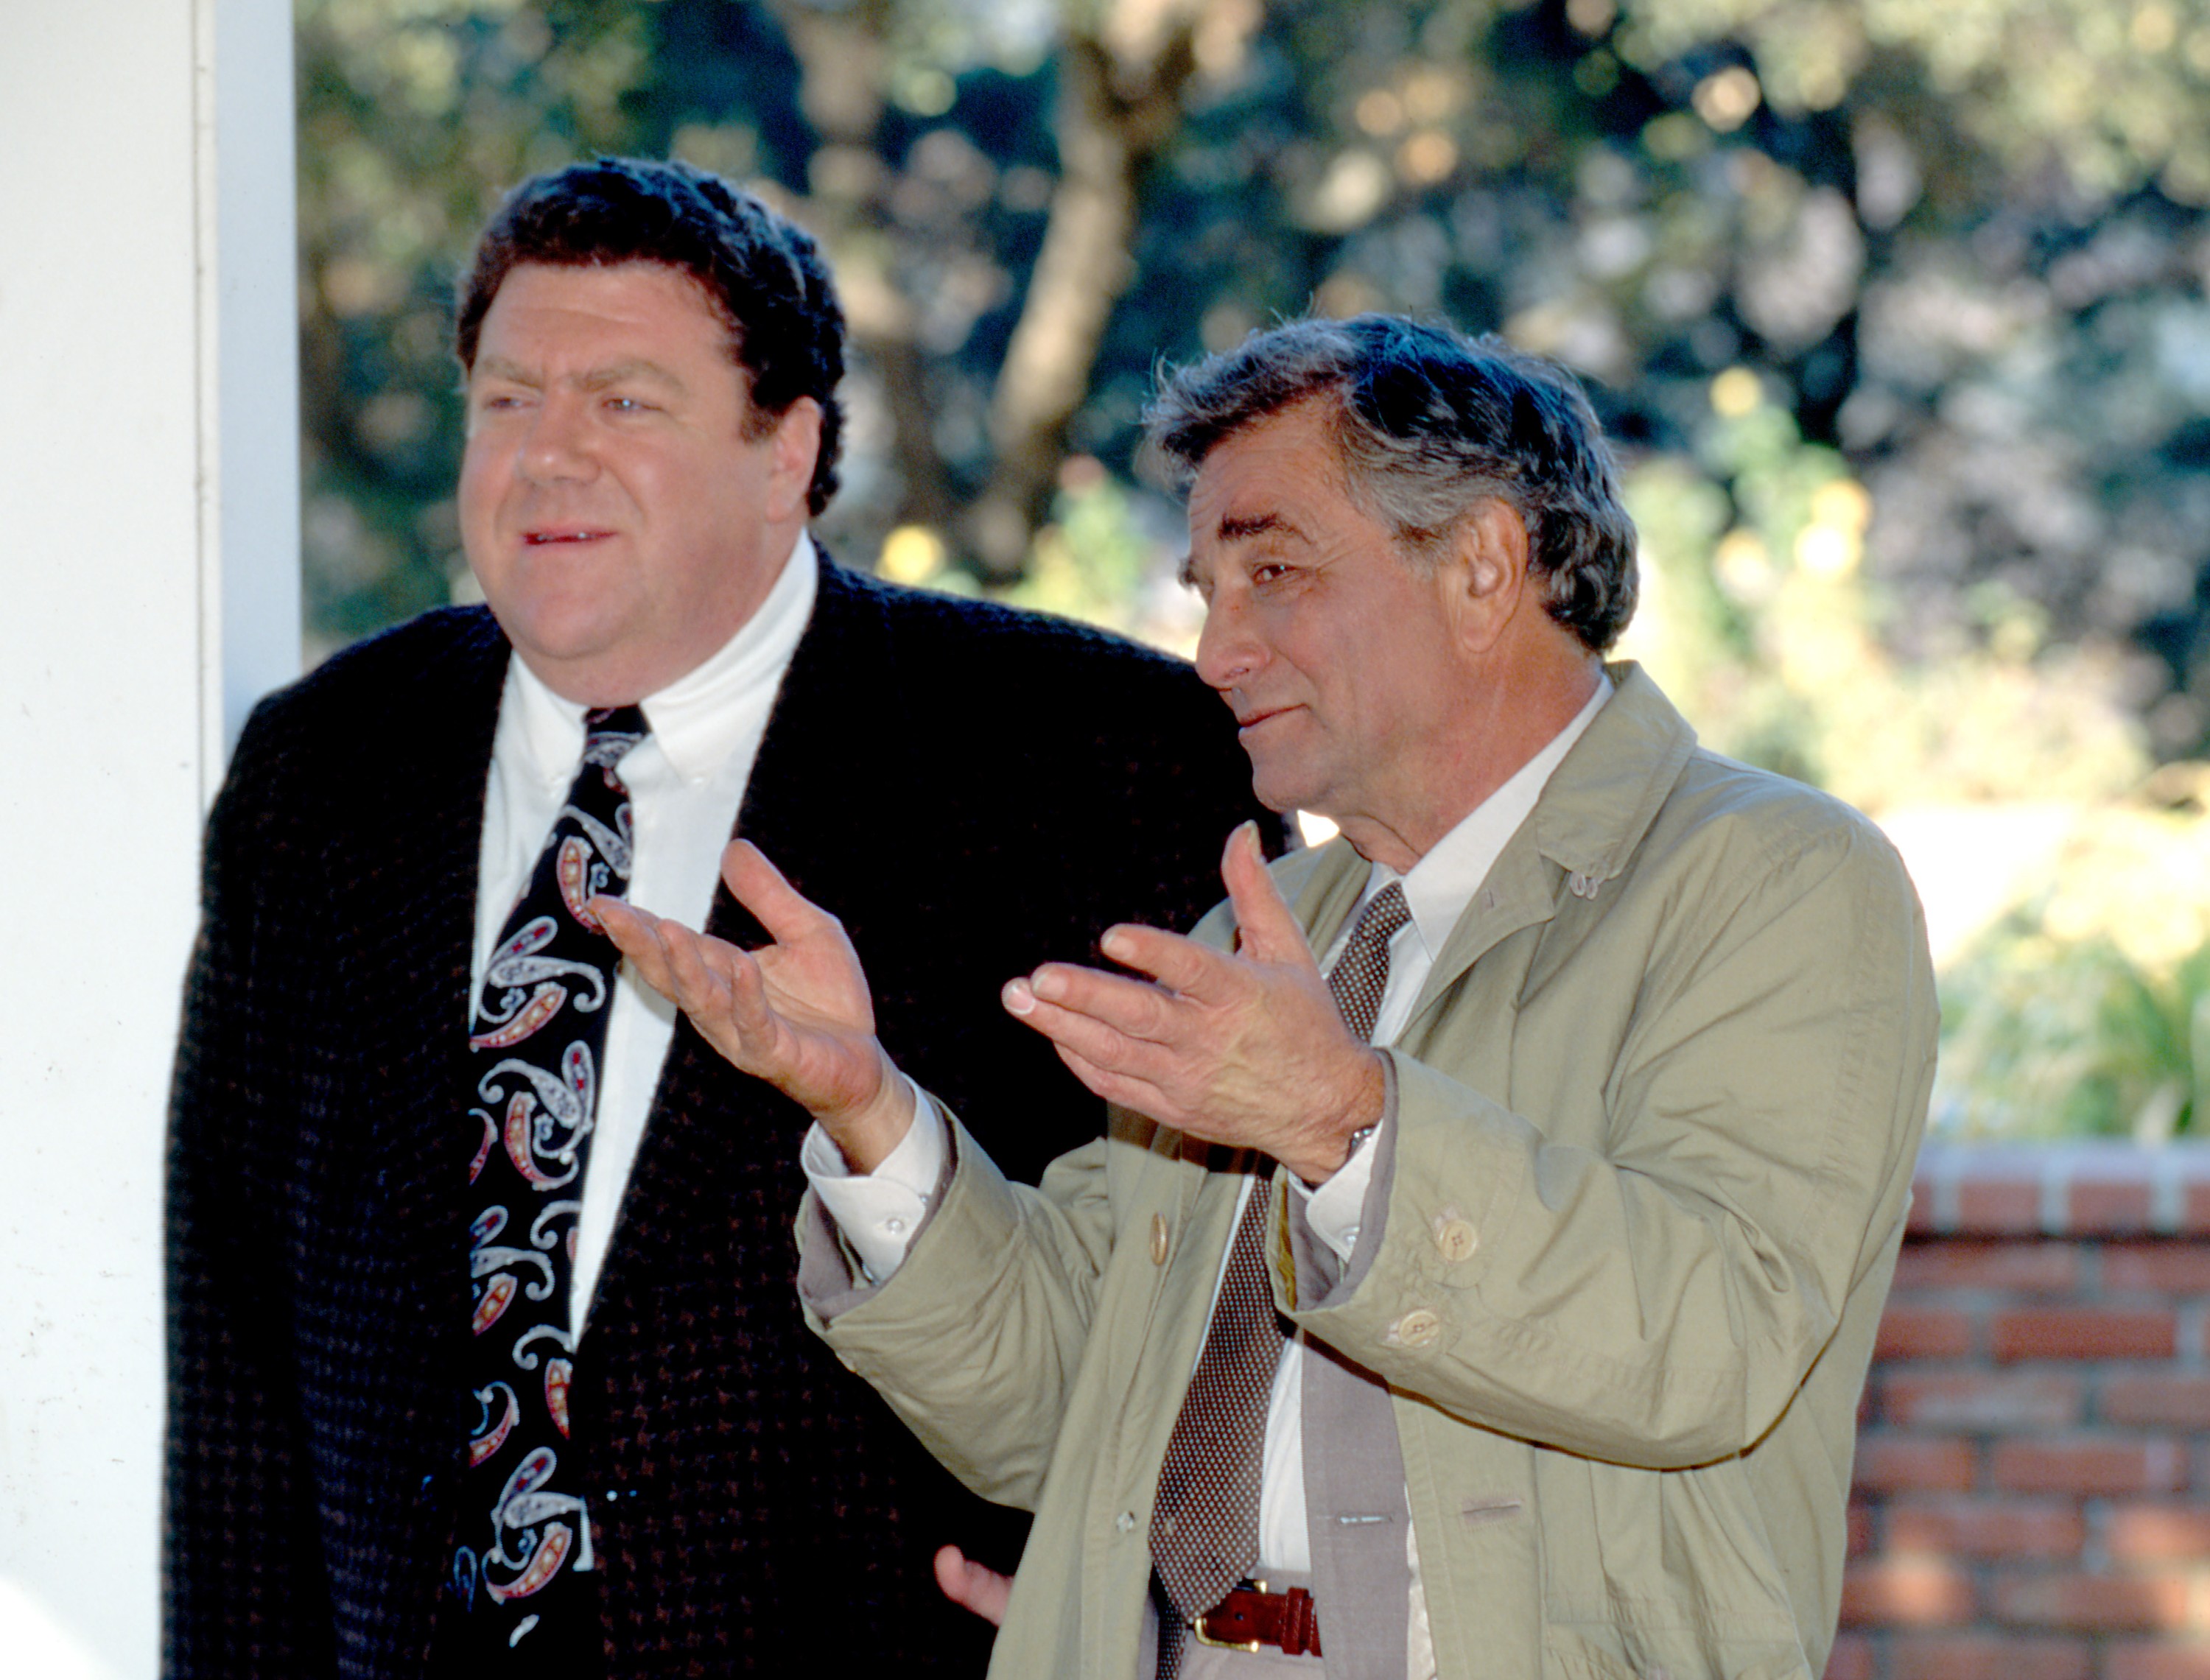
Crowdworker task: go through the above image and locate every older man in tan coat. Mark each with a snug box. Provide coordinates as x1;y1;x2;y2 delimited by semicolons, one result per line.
603;316;1937;1680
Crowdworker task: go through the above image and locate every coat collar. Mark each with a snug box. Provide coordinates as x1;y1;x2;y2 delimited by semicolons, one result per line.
1277;661;1698;1029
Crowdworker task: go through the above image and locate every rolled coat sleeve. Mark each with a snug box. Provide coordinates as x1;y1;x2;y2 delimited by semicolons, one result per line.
800;1110;1139;1510
1285;801;1937;1469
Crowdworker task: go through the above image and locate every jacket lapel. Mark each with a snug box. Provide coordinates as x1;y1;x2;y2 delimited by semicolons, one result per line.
371;613;510;1300
592;555;908;1302
1398;662;1698;1040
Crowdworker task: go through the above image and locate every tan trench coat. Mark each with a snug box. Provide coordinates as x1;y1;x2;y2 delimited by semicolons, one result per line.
803;664;1937;1680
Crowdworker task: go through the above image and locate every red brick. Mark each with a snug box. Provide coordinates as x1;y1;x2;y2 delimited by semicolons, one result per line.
1841;1557;1976;1625
1848;1500;1874;1556
1990;1437;2189;1496
1956;1176;2042;1234
1882;1371;2081;1430
1909;1186;1939;1234
1823;1631;1875;1680
1888;1634;2091;1680
2103;1374;2210;1429
1855;1435;1979;1495
2104;1244;2210;1294
1893;1241;2081;1293
2105;1502;2210;1562
1990;1308;2176;1362
2105;1642;2210;1680
1990;1570;2195;1631
1878;1305;1976;1360
1885;1497;2085;1560
2068;1178;2156;1232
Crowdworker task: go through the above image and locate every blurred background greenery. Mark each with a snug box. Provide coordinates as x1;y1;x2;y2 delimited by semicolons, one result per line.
298;0;2210;1142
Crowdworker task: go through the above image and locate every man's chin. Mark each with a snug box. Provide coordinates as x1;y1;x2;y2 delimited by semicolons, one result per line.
1244;763;1325;821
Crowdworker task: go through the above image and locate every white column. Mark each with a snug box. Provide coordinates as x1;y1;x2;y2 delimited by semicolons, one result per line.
0;1;298;1674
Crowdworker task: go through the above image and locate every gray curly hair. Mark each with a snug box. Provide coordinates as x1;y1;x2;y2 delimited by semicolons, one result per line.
1144;315;1638;653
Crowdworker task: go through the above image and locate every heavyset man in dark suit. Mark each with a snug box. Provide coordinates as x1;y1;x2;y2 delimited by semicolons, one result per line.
163;157;1277;1679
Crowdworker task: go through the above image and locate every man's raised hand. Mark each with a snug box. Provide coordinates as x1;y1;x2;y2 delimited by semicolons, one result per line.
1001;821;1384;1182
592;840;915;1171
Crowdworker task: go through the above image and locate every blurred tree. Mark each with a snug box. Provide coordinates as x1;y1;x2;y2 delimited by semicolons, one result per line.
295;0;2210;763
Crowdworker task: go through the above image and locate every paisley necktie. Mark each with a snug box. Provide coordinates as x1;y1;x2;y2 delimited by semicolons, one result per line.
447;704;646;1665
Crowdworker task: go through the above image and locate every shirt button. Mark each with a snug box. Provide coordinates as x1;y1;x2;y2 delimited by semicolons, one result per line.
1116;1511;1137;1533
1395;1309;1442;1349
1435;1220;1478;1263
883;1217;907;1237
1150;1213;1170;1266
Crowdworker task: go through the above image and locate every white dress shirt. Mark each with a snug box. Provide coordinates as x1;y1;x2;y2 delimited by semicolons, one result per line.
809;674;1614;1578
472;533;817;1329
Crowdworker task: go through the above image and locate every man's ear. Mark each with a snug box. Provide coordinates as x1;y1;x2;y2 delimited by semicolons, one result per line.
763;396;824;521
1447;497;1532;655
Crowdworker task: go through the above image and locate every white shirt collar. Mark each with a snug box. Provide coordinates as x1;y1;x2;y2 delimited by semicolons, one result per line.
504;532;818;786
1367;672;1614;960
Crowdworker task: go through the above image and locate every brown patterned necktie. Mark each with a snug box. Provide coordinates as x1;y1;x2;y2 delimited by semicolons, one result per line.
1149;882;1411;1652
443;704;646;1670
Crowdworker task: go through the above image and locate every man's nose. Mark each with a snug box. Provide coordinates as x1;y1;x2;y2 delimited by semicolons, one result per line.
1194;591;1263;692
519;394;597;485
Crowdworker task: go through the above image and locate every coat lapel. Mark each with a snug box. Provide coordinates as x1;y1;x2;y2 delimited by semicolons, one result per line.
1398;662;1699;1041
374;616;509;1276
592;555;910;1306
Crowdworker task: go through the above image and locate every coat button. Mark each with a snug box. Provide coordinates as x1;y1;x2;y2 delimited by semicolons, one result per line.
1395;1309;1442;1349
1435;1219;1478;1262
1150;1213;1169;1266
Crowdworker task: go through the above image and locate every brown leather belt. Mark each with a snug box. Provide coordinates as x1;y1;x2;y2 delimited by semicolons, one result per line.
1193;1582;1323;1658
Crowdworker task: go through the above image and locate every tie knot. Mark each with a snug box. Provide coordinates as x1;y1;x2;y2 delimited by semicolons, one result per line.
1350;882;1410;945
584;703;648;751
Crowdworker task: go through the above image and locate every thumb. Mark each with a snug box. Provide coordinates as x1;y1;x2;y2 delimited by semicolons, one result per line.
719;840;828;945
933;1544;1011;1628
1222;821;1313;970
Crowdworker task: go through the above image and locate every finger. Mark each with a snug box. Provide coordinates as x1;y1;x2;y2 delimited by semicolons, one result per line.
1002;977;1179;1083
1095;924;1242;1004
719;840;839;948
1020;962;1184;1044
1221;820;1316;970
658;917;768;1033
933;1545;1011;1628
594;897;681;999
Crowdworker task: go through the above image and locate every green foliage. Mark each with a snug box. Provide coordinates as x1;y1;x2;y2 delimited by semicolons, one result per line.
298;0;2210;744
1000;466;1151;625
1937;921;2210;1143
292;0;2210;1145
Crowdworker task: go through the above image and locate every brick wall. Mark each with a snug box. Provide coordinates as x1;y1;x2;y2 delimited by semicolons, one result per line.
1831;1145;2210;1680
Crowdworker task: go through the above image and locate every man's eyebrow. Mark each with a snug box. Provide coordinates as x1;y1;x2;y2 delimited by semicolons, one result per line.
1216;511;1297;544
1179;510;1303;586
469;356;685;392
575;359;685;393
471;354;540;387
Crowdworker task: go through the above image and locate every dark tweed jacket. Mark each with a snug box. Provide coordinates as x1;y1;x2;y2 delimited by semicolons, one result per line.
165;555;1279;1678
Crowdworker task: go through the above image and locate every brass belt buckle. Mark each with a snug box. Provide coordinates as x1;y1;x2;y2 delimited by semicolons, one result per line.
1190;1579;1265;1654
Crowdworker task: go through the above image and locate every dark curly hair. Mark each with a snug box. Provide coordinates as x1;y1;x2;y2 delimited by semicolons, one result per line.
1145;315;1638;653
455;157;846;516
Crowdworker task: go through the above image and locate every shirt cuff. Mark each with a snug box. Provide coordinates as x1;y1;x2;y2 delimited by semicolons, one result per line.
1299;1115;1383;1266
799;1078;941;1283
